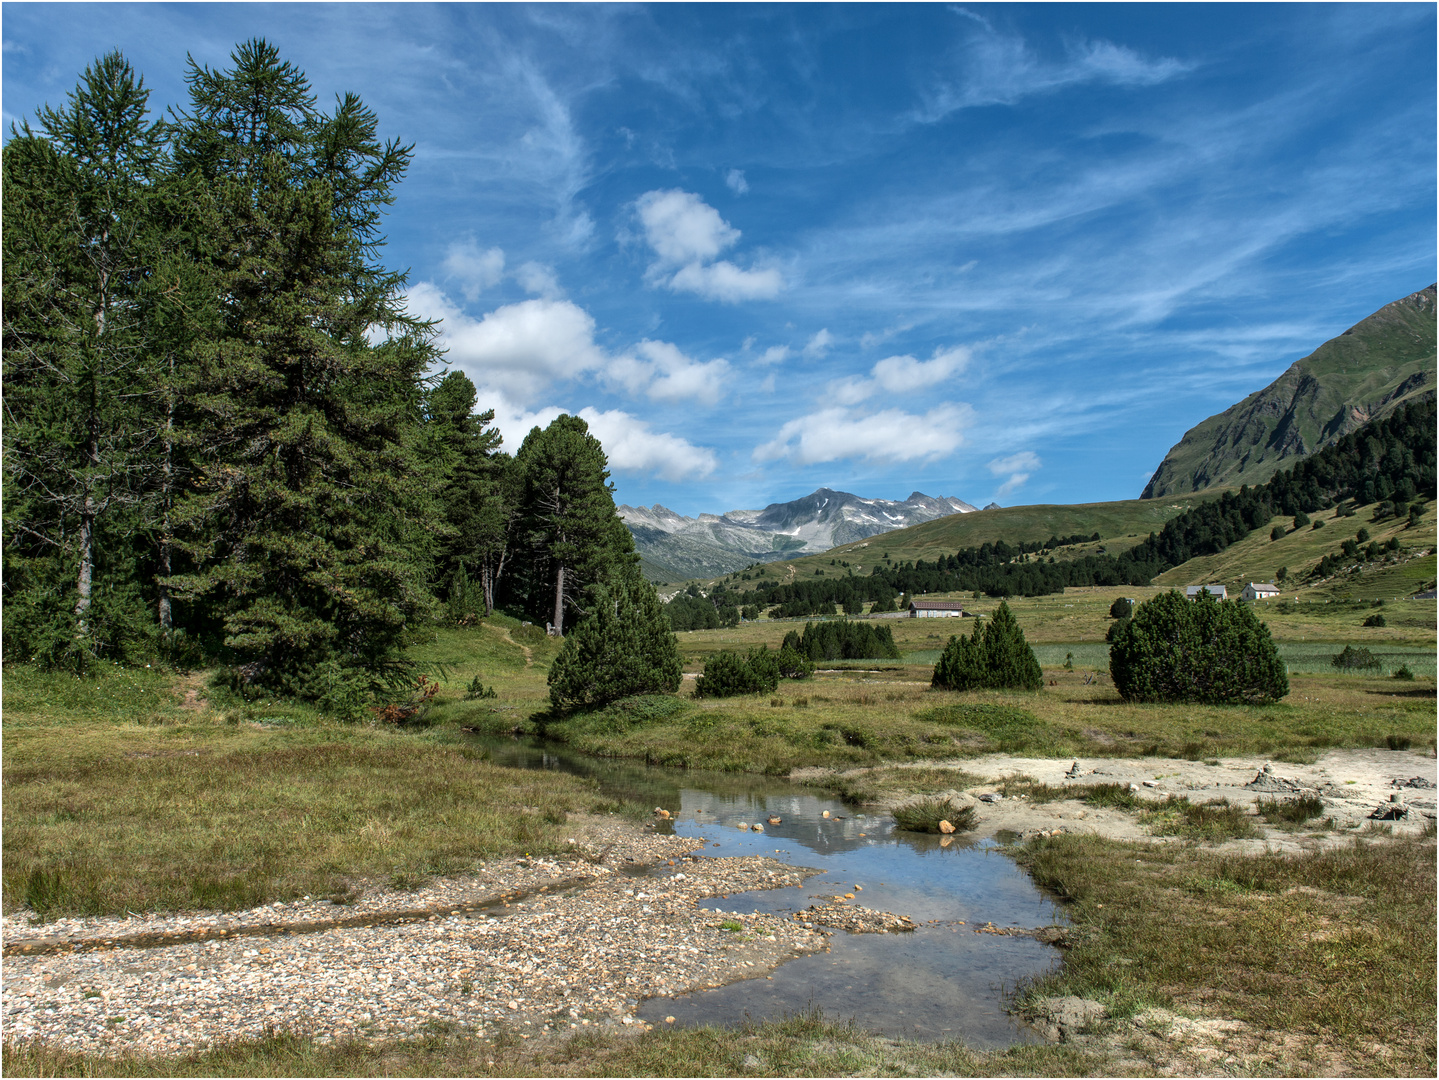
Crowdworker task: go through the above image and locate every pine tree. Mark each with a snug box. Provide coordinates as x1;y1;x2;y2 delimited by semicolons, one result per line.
513;415;636;634
931;602;1042;691
1109;590;1288;704
548;567;683;708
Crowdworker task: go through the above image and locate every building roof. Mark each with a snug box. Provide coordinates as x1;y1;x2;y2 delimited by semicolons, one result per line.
909;599;967;610
1185;584;1227;596
1246;582;1280;591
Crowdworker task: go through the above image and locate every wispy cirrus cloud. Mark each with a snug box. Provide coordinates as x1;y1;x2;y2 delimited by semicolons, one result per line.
987;450;1041;497
916;12;1193;120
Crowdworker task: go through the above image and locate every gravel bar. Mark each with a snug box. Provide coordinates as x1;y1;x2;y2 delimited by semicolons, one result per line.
2;818;847;1057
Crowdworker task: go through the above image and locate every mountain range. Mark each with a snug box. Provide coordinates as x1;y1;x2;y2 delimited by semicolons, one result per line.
1142;285;1436;498
620;488;984;581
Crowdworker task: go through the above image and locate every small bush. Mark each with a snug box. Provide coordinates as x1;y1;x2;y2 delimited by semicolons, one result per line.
1393;665;1415;681
465;675;498;700
1362;613;1386;628
1331;645;1380;672
1385;734;1413;751
1311;518;1325;530
775;646;815;680
892;798;975;833
1108;597;1134;619
1256;794;1325;824
694;646;781;698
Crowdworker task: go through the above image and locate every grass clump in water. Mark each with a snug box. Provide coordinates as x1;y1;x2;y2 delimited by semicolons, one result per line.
892;797;975;833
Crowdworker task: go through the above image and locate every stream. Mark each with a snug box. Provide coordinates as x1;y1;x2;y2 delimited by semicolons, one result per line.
473;735;1065;1047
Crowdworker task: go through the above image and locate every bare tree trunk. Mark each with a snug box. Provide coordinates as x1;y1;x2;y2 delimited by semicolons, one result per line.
552;562;566;635
157;360;174;634
73;501;94;631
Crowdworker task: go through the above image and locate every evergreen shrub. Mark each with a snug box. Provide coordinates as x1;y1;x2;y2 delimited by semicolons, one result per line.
694;646;781;698
548;570;683;708
930;601;1043;691
1108;590;1288;704
1330;645;1381;672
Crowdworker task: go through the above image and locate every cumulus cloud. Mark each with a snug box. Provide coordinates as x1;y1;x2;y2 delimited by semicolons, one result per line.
442;239;505;302
756;345;790;366
607;339;731;405
803;328;834;358
827;345;970;404
725;168;749;194
406;283;606;404
578;407;718;480
634;188;783;302
754;403;972;465
987;450;1041;496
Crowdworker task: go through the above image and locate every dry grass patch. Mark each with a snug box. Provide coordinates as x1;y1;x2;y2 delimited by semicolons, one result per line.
1013;832;1437;1075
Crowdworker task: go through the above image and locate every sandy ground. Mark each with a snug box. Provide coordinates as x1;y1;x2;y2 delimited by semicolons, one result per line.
829;747;1438;851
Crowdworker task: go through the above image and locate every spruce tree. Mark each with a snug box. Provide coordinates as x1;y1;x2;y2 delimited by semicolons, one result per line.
931;602;1042;691
548;567;682;708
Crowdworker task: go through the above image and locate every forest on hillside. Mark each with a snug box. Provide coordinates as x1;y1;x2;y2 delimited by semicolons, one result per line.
2;44;637;707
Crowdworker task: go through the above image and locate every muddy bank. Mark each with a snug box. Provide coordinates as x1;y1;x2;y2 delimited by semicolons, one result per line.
795;747;1437;850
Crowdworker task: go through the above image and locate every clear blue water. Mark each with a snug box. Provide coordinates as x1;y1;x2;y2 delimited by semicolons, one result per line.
474;736;1063;1046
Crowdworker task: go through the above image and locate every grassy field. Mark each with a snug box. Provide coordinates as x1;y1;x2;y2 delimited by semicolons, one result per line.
1;621;622;920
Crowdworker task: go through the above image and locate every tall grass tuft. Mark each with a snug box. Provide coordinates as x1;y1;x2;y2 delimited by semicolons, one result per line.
892;798;975;833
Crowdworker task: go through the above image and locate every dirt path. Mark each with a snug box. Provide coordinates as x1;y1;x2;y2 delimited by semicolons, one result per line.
486;623;534;667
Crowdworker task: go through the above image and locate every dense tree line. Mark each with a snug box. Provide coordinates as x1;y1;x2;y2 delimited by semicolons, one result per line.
2;45;641;705
780;620;901;661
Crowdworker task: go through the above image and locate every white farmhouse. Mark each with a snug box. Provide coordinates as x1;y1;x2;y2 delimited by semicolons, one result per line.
1241;583;1281;601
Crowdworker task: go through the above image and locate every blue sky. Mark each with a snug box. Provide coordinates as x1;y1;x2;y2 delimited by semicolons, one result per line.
4;3;1434;516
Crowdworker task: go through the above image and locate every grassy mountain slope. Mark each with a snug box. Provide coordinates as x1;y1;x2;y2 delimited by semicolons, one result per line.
1152;497;1436;597
1143;285;1436;499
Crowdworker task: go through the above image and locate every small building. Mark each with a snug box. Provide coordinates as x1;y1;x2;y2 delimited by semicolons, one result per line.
908;599;967;618
1241;582;1281;601
1185;585;1228;600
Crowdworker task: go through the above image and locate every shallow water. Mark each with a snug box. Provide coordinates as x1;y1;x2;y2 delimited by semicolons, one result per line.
474;736;1063;1046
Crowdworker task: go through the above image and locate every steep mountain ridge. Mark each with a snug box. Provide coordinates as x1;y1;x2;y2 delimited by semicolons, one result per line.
620;488;978;581
1142;285;1436;498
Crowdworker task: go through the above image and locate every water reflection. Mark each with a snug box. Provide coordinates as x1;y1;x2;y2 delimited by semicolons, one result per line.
471;735;1062;1046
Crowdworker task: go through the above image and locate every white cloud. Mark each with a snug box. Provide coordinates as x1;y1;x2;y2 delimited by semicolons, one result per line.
442;239;505;302
756;345;790;366
667;259;784;302
633;188;784;302
919;21;1192;120
826;345;970;403
754;403;972;465
636;188;739;265
578;407;718;480
987;451;1041;496
608;339;730;405
725;168;749;194
871;346;969;393
407;283;605;404
517;261;564;299
803;329;834;358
